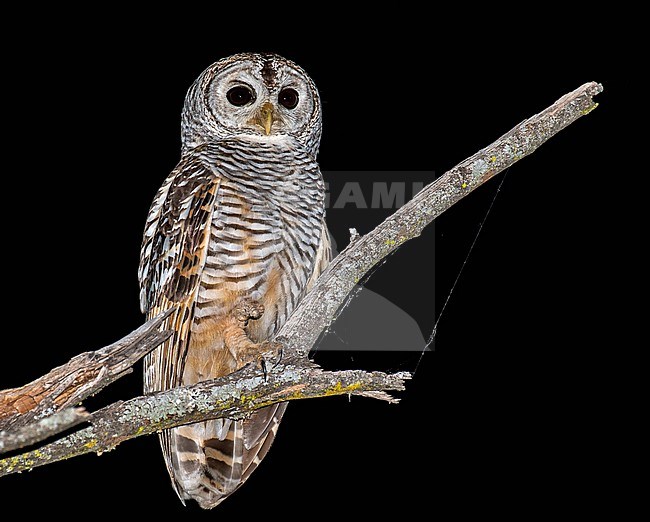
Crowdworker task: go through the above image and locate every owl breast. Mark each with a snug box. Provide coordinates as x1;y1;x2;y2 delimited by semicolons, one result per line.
185;139;325;381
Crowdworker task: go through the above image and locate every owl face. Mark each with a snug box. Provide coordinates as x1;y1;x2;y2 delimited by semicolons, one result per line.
182;54;322;156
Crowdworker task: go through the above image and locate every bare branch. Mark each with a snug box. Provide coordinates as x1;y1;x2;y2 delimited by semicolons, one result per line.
0;408;90;454
0;310;173;437
0;358;409;476
275;82;603;356
0;82;602;476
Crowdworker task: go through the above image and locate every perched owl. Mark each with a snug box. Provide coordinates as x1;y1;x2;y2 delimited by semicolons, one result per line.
138;53;331;509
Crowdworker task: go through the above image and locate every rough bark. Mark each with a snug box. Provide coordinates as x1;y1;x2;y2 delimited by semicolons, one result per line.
0;356;408;476
0;311;173;445
0;81;602;476
275;82;603;355
0;408;90;454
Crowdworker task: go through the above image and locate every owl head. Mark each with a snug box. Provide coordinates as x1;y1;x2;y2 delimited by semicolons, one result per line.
181;53;322;157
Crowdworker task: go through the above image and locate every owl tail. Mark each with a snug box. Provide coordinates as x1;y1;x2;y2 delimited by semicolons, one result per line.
161;403;286;509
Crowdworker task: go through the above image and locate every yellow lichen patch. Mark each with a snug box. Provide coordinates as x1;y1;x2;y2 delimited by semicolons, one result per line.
490;155;497;163
275;390;307;404
324;381;363;397
2;454;36;472
84;439;97;450
385;239;397;247
245;384;309;409
461;182;468;189
135;426;146;435
582;102;599;115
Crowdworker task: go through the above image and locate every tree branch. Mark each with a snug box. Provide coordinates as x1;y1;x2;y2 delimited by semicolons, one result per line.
0;357;409;476
275;82;603;355
0;408;90;455
0;310;173;447
0;82;602;476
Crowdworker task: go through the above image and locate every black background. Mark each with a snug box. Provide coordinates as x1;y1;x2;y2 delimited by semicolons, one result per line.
1;15;622;518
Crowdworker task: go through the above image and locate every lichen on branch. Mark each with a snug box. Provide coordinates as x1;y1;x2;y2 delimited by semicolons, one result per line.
0;82;602;477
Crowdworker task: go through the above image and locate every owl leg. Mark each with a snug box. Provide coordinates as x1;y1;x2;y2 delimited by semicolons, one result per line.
222;300;283;372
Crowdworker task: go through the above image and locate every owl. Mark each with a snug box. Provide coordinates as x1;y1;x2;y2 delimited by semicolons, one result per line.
138;53;331;509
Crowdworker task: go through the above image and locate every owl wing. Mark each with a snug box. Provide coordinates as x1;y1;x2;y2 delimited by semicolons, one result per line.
138;153;222;501
139;154;220;393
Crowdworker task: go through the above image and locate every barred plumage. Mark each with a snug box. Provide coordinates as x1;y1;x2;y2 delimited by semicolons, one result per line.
139;54;330;509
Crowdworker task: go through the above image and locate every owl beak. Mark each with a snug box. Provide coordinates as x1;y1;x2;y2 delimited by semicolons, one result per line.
255;102;275;135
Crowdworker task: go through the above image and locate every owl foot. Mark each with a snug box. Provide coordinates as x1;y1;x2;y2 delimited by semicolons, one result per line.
234;341;283;379
222;300;283;378
233;299;265;327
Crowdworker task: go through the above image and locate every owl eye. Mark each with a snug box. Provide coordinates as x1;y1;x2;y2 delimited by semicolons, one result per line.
226;86;256;107
278;88;299;109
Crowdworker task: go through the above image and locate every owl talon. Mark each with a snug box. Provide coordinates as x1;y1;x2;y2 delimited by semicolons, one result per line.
260;341;283;366
256;341;284;380
233;340;283;375
269;344;284;369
